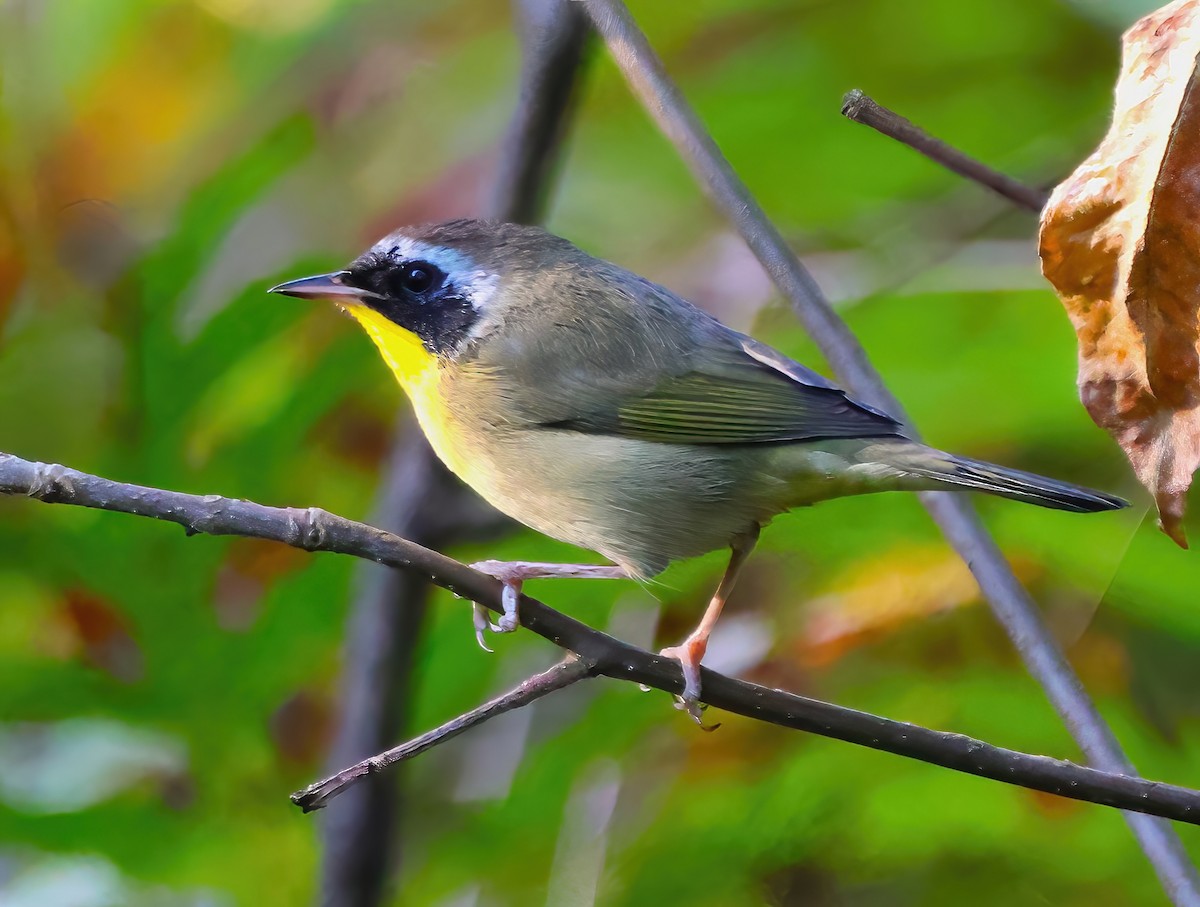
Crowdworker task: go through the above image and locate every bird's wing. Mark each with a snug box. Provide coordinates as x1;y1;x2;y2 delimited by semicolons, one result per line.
546;327;904;445
465;265;903;445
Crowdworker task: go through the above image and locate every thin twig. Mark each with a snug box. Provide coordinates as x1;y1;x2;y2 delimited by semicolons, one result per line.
841;89;1049;213
295;656;595;812
577;3;1200;903
5;452;1200;827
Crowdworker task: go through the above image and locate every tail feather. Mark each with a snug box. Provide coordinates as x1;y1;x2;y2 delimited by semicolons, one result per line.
907;452;1128;513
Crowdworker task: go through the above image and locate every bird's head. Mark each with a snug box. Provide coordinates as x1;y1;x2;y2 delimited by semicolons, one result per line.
271;220;509;356
271;219;580;387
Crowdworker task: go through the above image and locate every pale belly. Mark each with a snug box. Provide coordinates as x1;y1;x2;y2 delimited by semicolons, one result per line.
407;371;910;577
470;430;786;576
413;392;800;577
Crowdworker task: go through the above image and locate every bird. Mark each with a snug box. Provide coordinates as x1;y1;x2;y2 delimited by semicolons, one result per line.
271;219;1127;722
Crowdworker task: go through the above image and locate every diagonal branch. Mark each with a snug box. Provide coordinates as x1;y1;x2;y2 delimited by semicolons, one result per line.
841;89;1049;213
5;451;1200;828
575;2;1200;902
294;656;595;812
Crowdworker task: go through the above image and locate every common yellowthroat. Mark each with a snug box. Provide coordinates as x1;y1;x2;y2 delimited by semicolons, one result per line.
272;219;1126;719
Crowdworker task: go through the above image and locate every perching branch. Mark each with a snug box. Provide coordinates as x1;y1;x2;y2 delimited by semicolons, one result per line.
576;2;1200;902
841;89;1049;213
5;451;1200;828
294;656;594;812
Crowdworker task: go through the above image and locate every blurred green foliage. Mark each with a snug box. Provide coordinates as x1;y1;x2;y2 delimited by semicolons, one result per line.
1;0;1198;904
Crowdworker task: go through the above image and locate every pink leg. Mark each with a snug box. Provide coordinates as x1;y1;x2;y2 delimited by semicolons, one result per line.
469;560;628;651
659;528;759;724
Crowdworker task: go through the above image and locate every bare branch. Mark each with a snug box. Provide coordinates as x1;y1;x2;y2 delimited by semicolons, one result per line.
5;451;1200;829
491;0;592;225
575;2;1200;901
295;656;595;812
840;89;1049;213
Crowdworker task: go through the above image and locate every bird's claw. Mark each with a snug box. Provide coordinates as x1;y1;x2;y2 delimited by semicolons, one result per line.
472;604;498;652
469;562;523;651
674;697;717;730
496;581;520;631
659;639;719;730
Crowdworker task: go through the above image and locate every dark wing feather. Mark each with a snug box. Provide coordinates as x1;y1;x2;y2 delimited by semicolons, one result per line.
737;335;899;422
553;329;904;445
467;260;904;445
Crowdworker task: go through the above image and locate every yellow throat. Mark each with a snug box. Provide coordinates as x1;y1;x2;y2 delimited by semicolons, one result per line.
345;303;438;392
343;303;470;476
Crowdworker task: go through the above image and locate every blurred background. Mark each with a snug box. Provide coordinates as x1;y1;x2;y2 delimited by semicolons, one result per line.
2;0;1199;904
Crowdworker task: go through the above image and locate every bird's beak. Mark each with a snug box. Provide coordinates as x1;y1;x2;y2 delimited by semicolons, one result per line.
269;271;376;302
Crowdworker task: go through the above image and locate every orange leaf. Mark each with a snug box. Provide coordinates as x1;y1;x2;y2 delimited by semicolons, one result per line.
799;544;1040;666
1039;0;1200;547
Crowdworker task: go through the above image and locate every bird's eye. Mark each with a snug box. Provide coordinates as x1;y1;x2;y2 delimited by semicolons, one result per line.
398;263;438;295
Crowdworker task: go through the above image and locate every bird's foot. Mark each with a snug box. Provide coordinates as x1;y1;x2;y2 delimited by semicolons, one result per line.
467;560;626;652
469;560;525;651
658;636;718;730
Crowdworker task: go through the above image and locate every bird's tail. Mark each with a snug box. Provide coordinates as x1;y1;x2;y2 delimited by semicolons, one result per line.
900;449;1128;513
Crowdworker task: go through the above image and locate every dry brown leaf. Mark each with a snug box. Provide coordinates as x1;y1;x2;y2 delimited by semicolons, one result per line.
1039;0;1200;547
